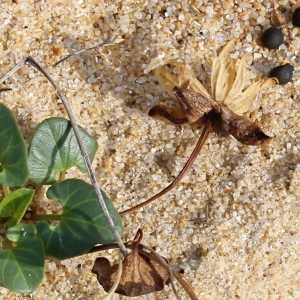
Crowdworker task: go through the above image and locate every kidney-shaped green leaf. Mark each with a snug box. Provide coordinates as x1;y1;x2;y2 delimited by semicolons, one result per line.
0;224;45;293
28;117;98;184
36;179;123;260
0;188;34;228
0;103;29;187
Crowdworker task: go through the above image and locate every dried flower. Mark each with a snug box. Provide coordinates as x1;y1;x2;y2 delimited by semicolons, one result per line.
121;41;278;215
149;40;278;145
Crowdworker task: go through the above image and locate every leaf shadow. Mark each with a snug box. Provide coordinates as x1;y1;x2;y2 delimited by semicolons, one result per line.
42;122;72;183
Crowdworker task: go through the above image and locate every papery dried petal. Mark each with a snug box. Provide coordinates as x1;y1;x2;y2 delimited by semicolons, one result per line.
223;55;247;106
173;62;212;100
154;67;179;99
188;76;212;100
260;77;279;89
174;62;194;87
220;59;236;102
155;62;212;102
211;40;235;102
226;77;278;115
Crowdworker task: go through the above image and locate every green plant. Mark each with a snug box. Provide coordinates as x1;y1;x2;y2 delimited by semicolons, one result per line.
0;103;123;293
0;56;198;299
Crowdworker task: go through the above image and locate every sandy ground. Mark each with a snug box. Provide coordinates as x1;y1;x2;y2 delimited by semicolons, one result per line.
1;0;300;299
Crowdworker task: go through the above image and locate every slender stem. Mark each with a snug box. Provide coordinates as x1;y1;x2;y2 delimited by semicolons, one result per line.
59;171;65;182
138;244;181;300
2;185;10;197
0;57;128;256
120;121;213;215
101;250;123;300
88;243;120;254
30;214;62;221
52;40;119;67
171;271;199;300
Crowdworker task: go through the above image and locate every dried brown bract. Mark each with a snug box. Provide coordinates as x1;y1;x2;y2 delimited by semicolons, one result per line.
92;230;170;297
121;41;278;215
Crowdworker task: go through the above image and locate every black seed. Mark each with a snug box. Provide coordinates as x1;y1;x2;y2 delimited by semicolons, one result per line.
261;27;284;49
270;63;294;85
292;7;300;27
177;39;185;45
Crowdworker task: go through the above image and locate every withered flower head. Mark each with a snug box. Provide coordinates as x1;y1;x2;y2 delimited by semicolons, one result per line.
149;40;278;145
120;41;279;215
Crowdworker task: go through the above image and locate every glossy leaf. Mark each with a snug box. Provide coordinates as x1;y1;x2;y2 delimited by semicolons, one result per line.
36;179;123;260
0;188;34;228
0;224;44;293
28;117;98;184
0;103;29;187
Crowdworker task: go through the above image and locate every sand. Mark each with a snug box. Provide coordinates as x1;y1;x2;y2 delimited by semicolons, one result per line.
0;0;300;299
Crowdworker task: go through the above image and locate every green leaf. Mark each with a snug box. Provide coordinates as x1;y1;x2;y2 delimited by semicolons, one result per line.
0;188;34;228
0;224;44;293
28;117;98;184
0;103;29;187
36;179;123;260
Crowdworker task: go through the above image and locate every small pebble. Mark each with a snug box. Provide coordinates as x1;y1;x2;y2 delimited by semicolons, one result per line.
269;63;294;85
261;27;284;49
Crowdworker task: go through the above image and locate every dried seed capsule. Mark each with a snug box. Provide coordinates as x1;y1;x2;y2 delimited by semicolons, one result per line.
269;63;294;85
292;7;300;27
261;27;284;49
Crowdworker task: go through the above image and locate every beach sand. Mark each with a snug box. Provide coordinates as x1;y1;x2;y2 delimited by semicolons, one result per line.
0;1;300;299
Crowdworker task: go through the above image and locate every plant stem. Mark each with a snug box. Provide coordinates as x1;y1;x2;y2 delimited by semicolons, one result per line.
2;185;10;197
30;214;62;221
59;171;65;182
52;40;119;66
120;121;212;215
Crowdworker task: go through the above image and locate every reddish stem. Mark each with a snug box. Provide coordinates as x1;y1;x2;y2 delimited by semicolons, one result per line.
120;121;213;215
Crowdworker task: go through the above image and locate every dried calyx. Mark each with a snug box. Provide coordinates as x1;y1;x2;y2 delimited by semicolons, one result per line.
92;230;170;296
120;41;278;215
91;229;198;299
